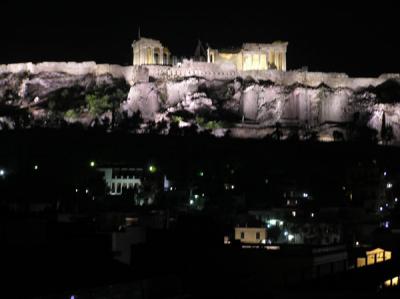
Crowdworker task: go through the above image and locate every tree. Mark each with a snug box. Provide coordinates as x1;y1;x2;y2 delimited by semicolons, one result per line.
86;94;112;116
272;122;283;140
381;112;394;145
381;111;387;140
333;130;345;141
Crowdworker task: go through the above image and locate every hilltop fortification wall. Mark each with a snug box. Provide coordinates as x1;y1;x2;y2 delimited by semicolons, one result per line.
0;62;133;82
1;61;399;89
136;60;397;89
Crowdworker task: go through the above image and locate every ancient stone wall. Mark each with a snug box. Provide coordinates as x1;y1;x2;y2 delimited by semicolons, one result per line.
1;61;398;90
135;61;392;89
0;62;132;82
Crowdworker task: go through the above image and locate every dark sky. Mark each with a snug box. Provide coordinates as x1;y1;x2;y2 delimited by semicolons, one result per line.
1;1;399;77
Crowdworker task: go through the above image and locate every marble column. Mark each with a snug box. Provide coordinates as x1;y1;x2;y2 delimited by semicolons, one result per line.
159;48;164;65
282;52;287;71
275;51;280;70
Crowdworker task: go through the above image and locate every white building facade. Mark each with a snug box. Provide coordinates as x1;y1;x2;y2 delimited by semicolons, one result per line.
98;168;142;196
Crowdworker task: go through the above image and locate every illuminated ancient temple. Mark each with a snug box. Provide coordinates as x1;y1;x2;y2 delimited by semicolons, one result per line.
207;41;288;71
132;37;172;66
132;37;288;71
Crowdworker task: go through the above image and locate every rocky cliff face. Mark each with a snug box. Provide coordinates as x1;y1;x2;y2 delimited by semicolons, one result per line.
1;68;400;144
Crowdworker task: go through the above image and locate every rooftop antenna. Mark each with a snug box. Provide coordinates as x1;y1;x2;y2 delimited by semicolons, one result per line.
138;27;141;39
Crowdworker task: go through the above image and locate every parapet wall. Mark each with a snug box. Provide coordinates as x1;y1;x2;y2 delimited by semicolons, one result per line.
0;62;133;82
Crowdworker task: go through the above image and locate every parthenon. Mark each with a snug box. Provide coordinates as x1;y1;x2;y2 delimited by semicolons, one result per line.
207;42;288;71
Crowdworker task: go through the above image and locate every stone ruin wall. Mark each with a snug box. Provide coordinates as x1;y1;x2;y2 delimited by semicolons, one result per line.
0;62;133;83
1;61;399;90
138;61;398;89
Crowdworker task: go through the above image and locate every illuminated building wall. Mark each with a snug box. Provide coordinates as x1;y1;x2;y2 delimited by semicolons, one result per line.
207;41;288;71
98;168;142;196
384;276;399;287
132;37;172;66
356;248;392;268
235;227;267;244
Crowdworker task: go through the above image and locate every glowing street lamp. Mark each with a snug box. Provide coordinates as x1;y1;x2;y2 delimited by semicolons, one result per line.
34;164;39;170
90;161;96;168
0;169;4;176
148;165;157;173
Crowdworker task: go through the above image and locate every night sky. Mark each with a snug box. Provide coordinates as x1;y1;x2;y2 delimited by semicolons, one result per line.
1;1;399;77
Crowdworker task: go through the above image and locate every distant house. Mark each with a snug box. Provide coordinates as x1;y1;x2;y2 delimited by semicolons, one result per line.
356;247;392;267
235;227;267;244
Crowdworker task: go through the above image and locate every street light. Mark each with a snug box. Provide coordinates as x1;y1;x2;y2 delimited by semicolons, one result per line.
149;165;157;173
90;161;96;168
